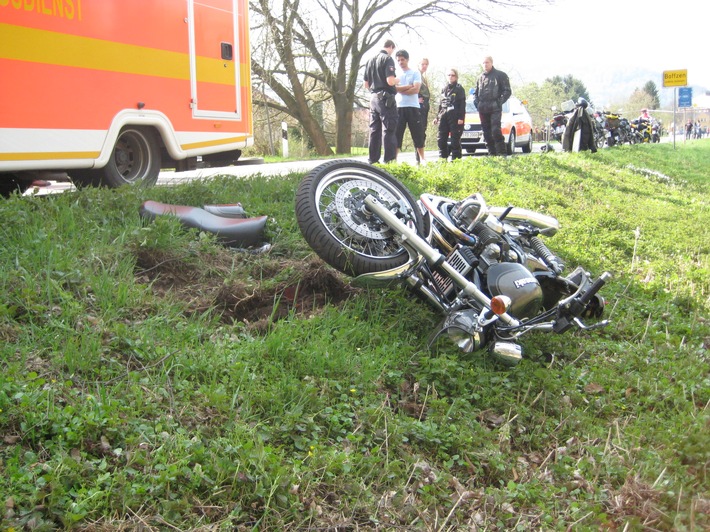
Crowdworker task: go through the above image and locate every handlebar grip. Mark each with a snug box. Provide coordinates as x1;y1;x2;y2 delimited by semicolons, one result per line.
497;205;513;222
578;272;611;305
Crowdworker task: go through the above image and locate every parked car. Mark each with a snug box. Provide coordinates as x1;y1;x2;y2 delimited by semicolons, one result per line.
458;95;533;155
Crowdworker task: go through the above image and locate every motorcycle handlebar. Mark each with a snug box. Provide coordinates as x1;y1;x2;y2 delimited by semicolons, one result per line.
578;271;611;305
553;271;611;334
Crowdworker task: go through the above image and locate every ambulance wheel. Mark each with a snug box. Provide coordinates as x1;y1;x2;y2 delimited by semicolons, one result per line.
100;127;161;187
69;127;161;189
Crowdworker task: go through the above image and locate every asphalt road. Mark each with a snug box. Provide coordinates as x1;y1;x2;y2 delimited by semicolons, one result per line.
22;135;682;197
23;144;547;196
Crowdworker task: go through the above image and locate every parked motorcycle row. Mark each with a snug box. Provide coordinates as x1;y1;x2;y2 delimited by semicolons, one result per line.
595;109;661;147
542;99;661;152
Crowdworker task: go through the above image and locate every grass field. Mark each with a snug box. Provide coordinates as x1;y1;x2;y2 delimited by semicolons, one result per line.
1;142;708;530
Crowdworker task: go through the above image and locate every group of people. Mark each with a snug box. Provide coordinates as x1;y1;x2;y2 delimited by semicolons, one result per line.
685;119;706;140
363;40;512;164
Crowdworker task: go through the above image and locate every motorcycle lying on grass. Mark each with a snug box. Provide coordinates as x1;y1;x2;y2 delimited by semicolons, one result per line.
295;161;610;365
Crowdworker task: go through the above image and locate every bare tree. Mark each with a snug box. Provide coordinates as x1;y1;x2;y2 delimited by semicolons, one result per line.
249;0;541;155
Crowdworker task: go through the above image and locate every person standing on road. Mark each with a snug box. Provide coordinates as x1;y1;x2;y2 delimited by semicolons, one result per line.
394;50;426;164
416;58;431;163
363;40;399;164
473;56;511;156
434;68;466;161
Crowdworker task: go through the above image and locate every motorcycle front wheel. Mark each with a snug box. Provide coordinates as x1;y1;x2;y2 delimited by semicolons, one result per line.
295;160;426;277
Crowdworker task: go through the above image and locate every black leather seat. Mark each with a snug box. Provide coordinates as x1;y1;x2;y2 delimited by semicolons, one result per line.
139;200;267;247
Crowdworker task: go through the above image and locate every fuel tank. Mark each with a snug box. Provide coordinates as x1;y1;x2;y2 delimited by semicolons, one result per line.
486;263;543;319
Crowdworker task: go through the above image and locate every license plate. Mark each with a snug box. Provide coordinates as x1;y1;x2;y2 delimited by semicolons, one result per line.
462;132;480;140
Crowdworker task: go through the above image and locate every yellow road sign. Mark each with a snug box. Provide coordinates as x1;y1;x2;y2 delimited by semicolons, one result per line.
663;70;687;87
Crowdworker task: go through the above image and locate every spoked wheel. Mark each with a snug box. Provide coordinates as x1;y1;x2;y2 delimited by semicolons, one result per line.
295;160;426;277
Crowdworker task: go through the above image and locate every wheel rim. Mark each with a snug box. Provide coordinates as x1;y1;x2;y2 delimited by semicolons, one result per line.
314;167;416;260
112;129;153;184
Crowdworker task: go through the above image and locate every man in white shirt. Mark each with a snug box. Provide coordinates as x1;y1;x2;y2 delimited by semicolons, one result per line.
394;50;426;163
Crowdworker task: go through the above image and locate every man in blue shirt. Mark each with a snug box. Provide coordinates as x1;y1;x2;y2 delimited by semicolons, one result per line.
394;50;426;164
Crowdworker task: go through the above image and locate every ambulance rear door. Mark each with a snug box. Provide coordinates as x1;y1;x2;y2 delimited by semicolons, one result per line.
187;0;243;120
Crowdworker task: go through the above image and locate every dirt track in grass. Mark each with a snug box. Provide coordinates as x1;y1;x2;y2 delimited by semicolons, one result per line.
134;248;358;333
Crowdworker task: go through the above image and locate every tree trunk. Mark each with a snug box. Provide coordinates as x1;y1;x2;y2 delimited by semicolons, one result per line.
302;112;333;156
250;0;527;158
334;98;354;154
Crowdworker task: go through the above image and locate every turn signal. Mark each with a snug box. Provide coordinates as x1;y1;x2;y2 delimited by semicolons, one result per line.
490;295;511;316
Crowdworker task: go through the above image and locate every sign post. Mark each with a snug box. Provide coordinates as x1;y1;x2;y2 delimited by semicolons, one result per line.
663;69;688;149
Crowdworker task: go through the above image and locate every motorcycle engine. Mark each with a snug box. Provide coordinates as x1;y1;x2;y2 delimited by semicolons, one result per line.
486;263;543;319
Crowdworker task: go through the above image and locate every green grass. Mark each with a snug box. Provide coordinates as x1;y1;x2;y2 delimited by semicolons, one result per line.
1;142;708;530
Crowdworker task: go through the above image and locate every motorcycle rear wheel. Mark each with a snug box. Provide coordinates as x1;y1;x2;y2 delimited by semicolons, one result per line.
295;160;426;277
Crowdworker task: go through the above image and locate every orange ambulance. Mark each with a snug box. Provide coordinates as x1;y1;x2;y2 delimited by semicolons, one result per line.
0;0;253;191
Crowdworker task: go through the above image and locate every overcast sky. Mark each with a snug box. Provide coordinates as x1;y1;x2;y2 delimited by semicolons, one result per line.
391;0;707;107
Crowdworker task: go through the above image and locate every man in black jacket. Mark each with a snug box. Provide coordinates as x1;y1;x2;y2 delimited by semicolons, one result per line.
473;56;511;156
363;40;399;164
434;68;466;160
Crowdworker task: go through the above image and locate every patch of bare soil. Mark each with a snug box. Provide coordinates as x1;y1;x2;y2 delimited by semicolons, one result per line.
133;247;358;333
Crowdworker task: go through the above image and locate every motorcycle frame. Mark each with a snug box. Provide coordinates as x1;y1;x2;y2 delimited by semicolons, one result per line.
361;194;520;328
353;192;609;343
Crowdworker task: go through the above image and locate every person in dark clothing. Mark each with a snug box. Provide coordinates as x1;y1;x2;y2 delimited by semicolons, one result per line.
363;40;399;164
434;68;466;161
562;99;597;153
473;56;511;156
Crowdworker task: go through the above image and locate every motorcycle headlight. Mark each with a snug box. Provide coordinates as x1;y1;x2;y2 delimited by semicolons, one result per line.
429;309;483;353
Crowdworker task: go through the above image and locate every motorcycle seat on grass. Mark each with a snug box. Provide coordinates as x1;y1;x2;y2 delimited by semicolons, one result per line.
139;200;267;248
